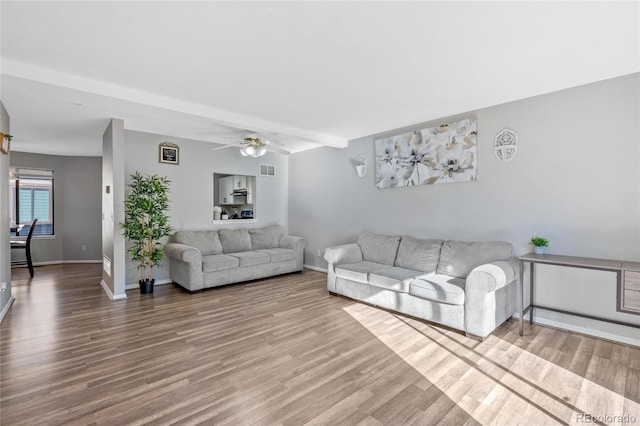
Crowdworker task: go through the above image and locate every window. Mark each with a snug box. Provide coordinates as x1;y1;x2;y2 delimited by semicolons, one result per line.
9;168;54;236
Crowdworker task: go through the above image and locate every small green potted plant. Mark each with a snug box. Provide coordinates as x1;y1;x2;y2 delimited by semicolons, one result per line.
122;172;173;294
530;236;549;255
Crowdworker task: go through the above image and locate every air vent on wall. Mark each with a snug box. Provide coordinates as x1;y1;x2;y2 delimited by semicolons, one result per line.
259;164;276;177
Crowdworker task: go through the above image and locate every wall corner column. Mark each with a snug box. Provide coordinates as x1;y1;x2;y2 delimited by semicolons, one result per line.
101;119;127;300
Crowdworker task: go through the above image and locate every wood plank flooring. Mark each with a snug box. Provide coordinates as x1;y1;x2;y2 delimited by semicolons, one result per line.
1;264;639;425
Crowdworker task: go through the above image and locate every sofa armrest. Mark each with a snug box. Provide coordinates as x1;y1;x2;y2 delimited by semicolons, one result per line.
164;243;201;263
323;243;363;293
164;243;203;291
464;259;520;337
466;259;519;293
280;235;306;251
323;243;363;267
280;236;306;271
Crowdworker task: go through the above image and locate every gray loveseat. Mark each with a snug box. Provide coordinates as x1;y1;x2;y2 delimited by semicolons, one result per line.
164;224;305;292
324;232;519;338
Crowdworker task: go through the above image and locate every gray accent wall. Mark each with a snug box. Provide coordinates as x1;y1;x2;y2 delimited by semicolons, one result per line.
0;101;11;319
291;73;640;266
123;130;289;286
9;152;102;263
289;73;640;343
61;157;103;260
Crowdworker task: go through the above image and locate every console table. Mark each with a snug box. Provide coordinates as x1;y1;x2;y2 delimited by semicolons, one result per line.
518;253;640;336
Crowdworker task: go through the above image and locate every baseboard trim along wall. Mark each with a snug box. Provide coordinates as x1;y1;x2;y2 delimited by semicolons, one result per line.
304;264;328;273
100;280;127;301
11;260;103;268
0;296;15;324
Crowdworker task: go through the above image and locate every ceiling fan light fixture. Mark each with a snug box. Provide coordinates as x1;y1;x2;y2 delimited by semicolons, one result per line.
245;145;256;156
256;147;267;157
240;147;248;156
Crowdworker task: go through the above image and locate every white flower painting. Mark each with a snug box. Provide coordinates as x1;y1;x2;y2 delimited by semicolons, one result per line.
375;118;477;189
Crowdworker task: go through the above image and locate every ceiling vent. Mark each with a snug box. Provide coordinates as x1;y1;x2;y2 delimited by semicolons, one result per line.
259;164;276;177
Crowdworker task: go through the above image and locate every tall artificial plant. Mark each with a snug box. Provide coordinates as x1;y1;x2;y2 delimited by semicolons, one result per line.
122;172;173;282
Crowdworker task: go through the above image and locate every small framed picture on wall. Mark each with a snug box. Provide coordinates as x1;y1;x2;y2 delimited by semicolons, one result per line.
159;142;179;165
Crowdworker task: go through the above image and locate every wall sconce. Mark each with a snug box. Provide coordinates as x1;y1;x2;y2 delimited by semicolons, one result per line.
354;153;367;177
0;133;13;155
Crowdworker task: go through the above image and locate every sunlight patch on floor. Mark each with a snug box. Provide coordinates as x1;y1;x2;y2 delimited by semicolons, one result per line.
343;303;639;425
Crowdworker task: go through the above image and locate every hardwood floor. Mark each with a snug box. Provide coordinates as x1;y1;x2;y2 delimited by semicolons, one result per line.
1;264;639;425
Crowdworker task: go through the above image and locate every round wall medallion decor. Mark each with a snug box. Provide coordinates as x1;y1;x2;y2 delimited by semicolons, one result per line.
494;128;517;162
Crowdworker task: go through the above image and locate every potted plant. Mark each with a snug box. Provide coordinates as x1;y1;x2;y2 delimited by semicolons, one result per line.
122;172;173;294
530;236;549;255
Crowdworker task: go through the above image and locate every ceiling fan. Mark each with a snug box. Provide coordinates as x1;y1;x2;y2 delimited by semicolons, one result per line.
210;133;290;157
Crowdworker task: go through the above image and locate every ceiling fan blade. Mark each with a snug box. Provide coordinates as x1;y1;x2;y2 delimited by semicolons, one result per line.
210;144;236;152
266;140;289;149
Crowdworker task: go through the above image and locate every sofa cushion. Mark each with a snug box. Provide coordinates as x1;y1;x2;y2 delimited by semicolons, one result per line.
409;275;466;305
437;240;514;278
228;251;270;267
256;248;296;263
202;254;240;272
369;266;424;293
357;232;401;266
335;261;384;283
172;231;222;255
395;236;443;273
249;225;283;250
218;228;252;253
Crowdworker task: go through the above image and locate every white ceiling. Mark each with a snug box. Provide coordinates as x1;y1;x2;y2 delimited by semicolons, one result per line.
1;1;638;156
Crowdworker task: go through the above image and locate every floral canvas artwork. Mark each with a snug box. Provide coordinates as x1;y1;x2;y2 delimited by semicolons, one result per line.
375;118;477;189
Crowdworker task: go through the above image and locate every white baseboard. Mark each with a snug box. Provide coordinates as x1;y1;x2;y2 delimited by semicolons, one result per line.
12;261;58;268
125;279;173;291
304;264;328;273
100;280;127;301
512;312;640;347
12;260;103;268
0;296;15;323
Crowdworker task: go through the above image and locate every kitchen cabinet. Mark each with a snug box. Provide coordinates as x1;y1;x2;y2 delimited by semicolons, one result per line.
219;176;245;205
233;175;247;191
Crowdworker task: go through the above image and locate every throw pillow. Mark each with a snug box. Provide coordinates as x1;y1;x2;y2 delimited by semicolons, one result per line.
218;228;252;253
249;224;283;249
357;231;401;266
172;231;222;255
437;240;514;278
395;236;443;273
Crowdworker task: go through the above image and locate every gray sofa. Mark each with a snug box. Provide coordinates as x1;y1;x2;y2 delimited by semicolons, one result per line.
164;224;306;292
323;232;519;338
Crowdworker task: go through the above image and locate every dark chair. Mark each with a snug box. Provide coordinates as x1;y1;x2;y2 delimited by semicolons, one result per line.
11;218;38;278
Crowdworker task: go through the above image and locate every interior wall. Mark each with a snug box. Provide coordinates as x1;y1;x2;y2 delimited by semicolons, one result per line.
101;119;126;299
61;156;102;260
9;152;102;263
0;101;12;319
123;130;289;286
289;73;640;344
